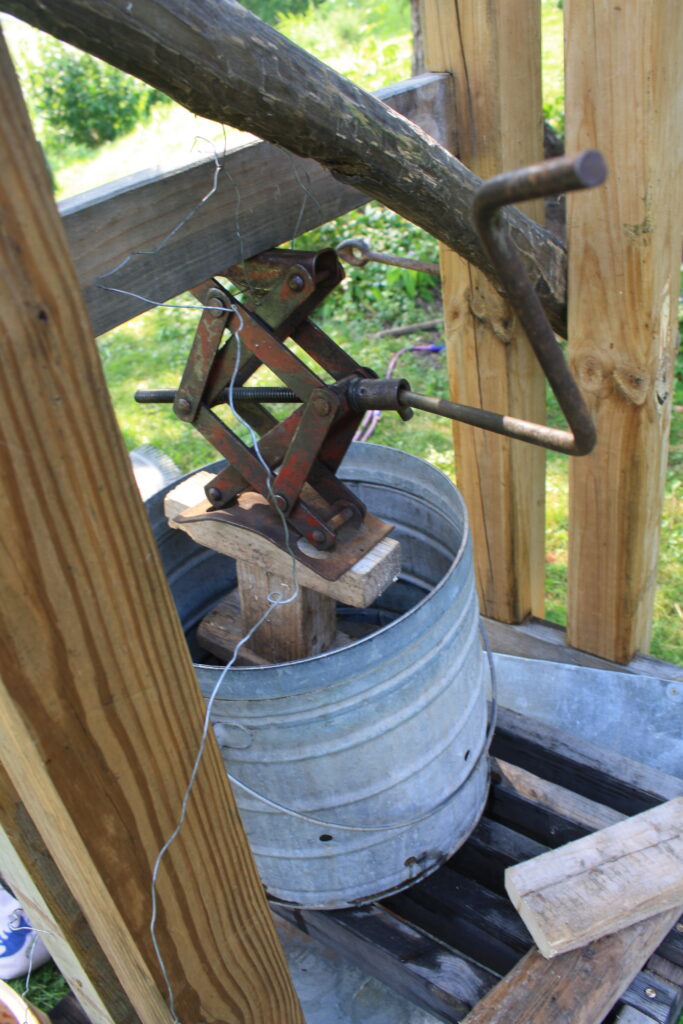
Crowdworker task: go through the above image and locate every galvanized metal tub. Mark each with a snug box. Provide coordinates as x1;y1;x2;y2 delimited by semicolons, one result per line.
147;443;490;909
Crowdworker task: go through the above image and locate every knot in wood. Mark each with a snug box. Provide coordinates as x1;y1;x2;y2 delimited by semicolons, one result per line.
613;365;650;406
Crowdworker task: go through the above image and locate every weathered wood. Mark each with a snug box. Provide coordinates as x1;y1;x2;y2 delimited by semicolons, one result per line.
165;471;402;609
235;560;337;661
275;903;496;1023
421;0;546;624
0;766;139;1024
493;707;683;817
59;74;450;336
484;616;683;685
0;31;303;1024
491;758;625;832
505;798;683;958
458;908;681;1024
4;0;570;335
565;1;683;661
196;590;354;664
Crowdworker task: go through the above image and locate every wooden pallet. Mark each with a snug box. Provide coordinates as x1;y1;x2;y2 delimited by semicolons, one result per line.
275;707;683;1024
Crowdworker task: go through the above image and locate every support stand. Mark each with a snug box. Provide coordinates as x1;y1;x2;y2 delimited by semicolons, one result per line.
165;471;402;663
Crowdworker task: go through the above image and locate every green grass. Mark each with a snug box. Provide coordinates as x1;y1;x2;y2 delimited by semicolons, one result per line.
6;963;69;1012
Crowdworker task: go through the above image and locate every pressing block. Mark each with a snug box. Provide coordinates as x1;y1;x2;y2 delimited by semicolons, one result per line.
505;796;683;958
165;471;401;609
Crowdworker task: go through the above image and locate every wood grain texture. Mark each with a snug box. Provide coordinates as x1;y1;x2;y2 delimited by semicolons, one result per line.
0;766;139;1024
0;32;303;1024
505;798;683;958
421;0;546;624
59;74;449;336
5;0;570;336
483;616;683;684
565;0;683;661
491;758;625;833
165;472;402;608
458;907;681;1024
235;560;337;661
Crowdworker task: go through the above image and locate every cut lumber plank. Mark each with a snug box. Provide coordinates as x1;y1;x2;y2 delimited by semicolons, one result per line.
493;706;683;817
196;591;354;666
505;798;683;958
491;758;625;832
275;903;495;1023
0;765;139;1024
235;560;337;661
565;0;683;662
59;74;450;336
6;0;570;336
422;0;546;624
484;616;683;684
458;907;681;1024
165;471;401;609
0;31;303;1024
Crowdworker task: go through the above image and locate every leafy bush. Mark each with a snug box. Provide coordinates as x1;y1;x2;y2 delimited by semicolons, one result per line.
20;37;169;150
239;0;325;25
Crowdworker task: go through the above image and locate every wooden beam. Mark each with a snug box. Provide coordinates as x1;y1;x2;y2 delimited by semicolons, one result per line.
505;797;683;958
4;0;570;335
421;0;546;623
0;30;303;1024
458;907;681;1024
0;766;139;1024
60;74;450;336
565;0;683;661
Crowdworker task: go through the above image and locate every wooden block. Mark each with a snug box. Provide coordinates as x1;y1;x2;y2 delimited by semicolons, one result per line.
505;797;683;958
235;560;336;661
165;471;401;609
196;590;356;666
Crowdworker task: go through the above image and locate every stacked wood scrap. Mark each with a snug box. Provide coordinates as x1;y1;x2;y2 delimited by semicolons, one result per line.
505;797;683;958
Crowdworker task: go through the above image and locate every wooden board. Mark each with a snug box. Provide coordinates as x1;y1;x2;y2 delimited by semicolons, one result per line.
505;797;683;958
458;909;681;1024
565;0;683;662
59;74;450;336
165;471;402;609
7;0;570;336
0;32;303;1024
483;616;683;685
421;0;546;624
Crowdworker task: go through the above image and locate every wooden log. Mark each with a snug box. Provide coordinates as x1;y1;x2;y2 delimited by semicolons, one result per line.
165;471;402;609
458;908;681;1024
60;74;450;336
421;0;546;623
4;0;570;336
0;30;303;1024
565;0;683;661
505;798;683;958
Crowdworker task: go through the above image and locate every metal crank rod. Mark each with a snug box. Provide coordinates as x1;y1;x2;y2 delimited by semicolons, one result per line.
470;150;606;455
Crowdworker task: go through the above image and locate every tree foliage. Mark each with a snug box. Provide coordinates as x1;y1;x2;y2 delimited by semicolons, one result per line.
21;37;169;150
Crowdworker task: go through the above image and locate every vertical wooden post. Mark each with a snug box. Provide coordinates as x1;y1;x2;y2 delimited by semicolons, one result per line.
565;0;683;661
0;32;303;1024
420;0;546;623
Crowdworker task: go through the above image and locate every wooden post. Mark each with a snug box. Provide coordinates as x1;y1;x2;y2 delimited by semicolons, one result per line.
0;32;304;1024
565;0;683;661
421;0;546;622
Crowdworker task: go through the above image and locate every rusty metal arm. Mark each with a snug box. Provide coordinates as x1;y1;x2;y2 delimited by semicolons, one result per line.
470;150;606;455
